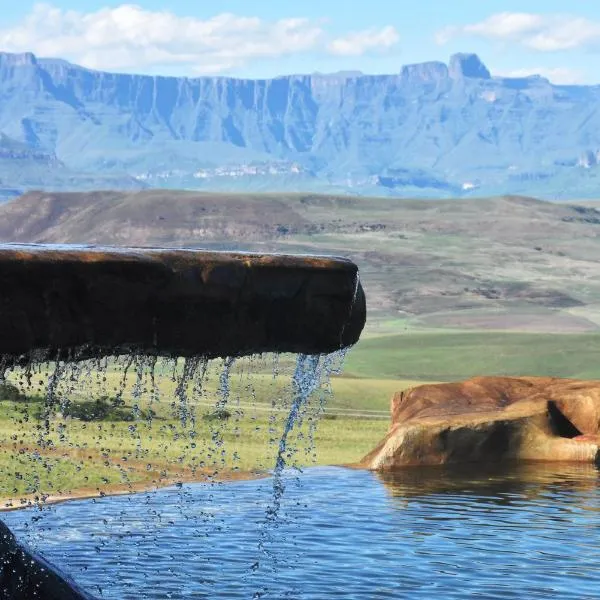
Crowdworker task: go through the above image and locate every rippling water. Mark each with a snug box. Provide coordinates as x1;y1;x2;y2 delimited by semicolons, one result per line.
3;464;600;599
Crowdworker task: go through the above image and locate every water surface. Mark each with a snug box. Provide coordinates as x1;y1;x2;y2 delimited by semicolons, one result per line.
4;464;600;599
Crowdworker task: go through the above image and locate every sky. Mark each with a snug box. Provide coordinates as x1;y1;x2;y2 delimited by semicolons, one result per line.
0;1;599;83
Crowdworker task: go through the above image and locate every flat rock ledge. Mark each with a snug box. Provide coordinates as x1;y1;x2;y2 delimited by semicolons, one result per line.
0;244;366;361
362;376;600;470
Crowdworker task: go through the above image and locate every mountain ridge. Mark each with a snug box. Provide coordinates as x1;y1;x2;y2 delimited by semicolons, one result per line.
1;50;600;198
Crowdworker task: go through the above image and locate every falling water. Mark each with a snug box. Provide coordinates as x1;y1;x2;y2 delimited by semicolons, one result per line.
0;345;347;597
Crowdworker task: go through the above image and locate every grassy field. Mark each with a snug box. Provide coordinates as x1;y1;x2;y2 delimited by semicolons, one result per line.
0;403;389;503
2;324;600;505
346;330;600;381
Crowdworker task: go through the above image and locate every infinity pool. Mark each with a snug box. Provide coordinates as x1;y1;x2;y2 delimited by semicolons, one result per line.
4;464;600;599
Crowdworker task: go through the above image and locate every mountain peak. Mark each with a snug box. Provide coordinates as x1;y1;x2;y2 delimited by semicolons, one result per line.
448;53;491;80
0;51;38;67
400;61;448;82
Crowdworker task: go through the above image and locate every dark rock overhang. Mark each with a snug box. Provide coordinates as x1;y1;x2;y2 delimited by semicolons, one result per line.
0;244;366;363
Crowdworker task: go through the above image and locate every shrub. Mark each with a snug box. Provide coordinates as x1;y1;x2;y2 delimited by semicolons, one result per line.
202;409;232;422
62;397;113;421
61;396;155;422
0;381;27;403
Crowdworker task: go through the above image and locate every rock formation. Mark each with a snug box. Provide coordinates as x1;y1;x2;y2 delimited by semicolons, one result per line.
0;244;365;363
363;376;600;470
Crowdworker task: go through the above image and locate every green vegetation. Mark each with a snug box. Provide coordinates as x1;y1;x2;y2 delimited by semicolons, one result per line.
60;396;156;422
346;331;600;381
202;409;232;422
0;381;30;403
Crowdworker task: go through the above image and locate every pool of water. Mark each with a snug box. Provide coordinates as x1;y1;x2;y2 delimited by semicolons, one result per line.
3;464;600;599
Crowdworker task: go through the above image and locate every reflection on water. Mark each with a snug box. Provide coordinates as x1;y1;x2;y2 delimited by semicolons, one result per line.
4;464;600;599
377;461;600;500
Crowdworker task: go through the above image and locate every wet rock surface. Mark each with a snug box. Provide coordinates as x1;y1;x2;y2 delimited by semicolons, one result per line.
363;376;600;469
0;244;365;362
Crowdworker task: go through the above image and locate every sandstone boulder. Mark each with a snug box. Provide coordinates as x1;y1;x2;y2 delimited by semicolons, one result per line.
362;376;600;470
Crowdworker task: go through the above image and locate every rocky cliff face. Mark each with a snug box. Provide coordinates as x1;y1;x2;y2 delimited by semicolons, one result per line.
2;51;600;197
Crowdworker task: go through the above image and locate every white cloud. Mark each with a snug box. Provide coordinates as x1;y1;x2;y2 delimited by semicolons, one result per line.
437;12;600;52
328;26;400;56
494;67;587;85
463;13;544;39
0;3;399;74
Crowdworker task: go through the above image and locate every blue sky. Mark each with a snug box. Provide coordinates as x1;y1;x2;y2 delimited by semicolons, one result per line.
0;1;598;83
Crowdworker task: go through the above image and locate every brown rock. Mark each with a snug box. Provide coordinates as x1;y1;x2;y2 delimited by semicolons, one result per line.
0;244;366;362
363;376;600;470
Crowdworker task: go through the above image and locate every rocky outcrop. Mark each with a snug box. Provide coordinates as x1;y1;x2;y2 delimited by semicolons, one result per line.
448;53;491;79
0;244;365;362
363;376;600;470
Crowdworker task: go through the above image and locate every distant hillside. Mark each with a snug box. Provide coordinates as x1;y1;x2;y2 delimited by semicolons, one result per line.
3;190;600;333
2;51;600;198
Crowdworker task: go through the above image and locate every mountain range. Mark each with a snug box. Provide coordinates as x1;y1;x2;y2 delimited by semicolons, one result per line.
1;50;600;199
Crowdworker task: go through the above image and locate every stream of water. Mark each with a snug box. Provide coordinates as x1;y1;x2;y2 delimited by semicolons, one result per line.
0;350;346;596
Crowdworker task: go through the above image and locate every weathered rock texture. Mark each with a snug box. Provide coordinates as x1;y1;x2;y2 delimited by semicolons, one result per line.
363;376;600;470
0;244;365;361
